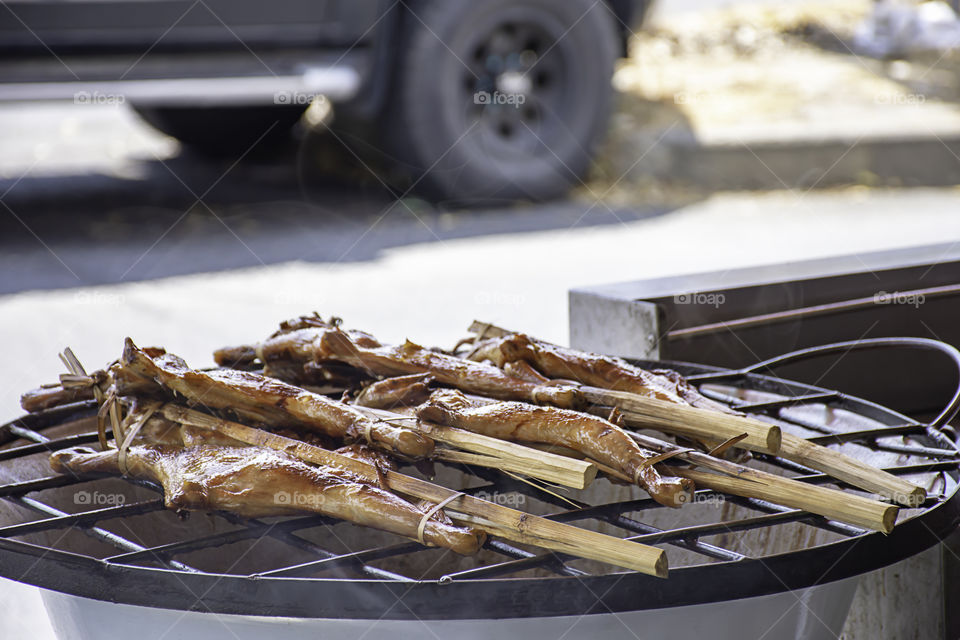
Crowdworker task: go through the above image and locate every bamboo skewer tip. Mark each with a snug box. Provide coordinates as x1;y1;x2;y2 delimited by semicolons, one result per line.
764;425;783;453
881;505;899;534
653;550;668;579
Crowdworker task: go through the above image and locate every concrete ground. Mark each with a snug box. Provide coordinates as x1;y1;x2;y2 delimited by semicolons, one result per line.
598;0;960;193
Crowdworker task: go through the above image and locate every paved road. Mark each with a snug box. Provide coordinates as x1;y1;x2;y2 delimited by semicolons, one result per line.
0;102;673;295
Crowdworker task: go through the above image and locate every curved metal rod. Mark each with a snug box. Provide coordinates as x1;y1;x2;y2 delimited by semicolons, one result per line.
731;337;960;429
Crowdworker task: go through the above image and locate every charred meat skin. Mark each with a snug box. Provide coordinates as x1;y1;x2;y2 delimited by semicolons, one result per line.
51;445;483;555
417;390;693;507
469;333;736;414
120;339;434;459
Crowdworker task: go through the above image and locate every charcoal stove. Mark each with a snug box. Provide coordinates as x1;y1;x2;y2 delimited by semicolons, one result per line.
0;339;958;640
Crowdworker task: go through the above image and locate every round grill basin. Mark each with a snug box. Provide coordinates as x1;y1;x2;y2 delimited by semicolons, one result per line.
0;339;957;637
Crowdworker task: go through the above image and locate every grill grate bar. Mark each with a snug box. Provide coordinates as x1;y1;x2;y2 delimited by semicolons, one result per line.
537;490;745;560
627;509;809;543
472;470;747;562
441;507;824;582
0;403;98;447
217;512;416;582
776;411;957;458
0;474;89;498
439;551;570;582
602;509;744;561
685;371;744;383
254;541;424;578
872;442;958;459
255;536;584;580
733;393;841;412
806;424;927;445
6;424;49;444
721;494;866;537
0;432;103;462
484;538;587;576
441;537;594;582
755;455;960;487
104;515;331;566
7;495;200;572
0;499;166;538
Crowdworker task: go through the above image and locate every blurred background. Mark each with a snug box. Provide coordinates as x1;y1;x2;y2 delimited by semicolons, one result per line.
2;0;960;637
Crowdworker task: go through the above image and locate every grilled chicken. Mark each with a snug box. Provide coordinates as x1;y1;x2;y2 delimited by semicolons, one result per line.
417;390;694;507
213;315;378;387
51;444;483;555
118;339;434;459
318;329;582;410
468;333;736;414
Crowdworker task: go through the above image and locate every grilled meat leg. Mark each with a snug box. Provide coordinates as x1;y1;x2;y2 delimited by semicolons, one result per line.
319;330;581;410
214;321;380;387
118;339;434;459
469;333;736;414
51;444;484;555
417;390;694;507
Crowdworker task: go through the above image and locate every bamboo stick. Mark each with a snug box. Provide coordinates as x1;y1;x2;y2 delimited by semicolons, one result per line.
626;431;907;524
588;394;924;506
160;403;667;577
466;321;923;507
534;442;898;533
624;413;923;508
583;388;782;453
465;321;781;453
357;407;597;490
778;433;925;507
467;321;512;339
667;466;898;533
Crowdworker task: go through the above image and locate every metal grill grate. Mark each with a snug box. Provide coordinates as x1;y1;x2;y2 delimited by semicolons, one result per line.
0;338;958;619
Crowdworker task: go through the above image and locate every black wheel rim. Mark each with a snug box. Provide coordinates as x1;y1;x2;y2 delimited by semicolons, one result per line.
459;13;569;160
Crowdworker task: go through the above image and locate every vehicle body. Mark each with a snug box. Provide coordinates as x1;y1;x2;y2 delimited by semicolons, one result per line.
0;0;654;202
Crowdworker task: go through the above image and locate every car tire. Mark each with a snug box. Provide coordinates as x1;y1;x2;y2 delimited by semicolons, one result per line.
380;0;619;203
133;105;306;156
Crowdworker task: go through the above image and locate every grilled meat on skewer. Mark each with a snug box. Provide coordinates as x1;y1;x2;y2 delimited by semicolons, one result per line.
118;339;434;459
468;333;736;414
416;390;693;507
318;330;581;410
51;445;483;555
213;319;379;387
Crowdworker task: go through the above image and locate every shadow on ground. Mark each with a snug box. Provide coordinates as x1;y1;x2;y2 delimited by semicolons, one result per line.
0;126;689;295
